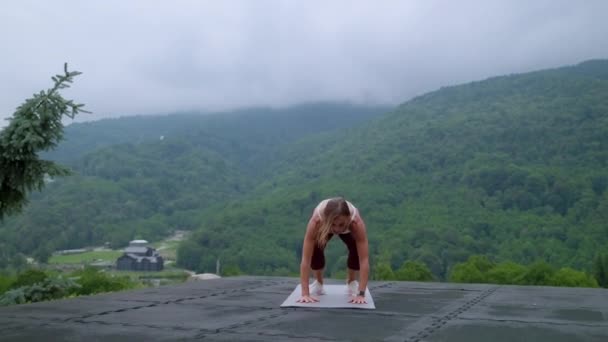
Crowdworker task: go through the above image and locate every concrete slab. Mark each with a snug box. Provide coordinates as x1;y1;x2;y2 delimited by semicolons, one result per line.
427;319;608;342
79;303;278;331
0;297;150;321
230;309;418;342
0;277;606;341
0;320;200;342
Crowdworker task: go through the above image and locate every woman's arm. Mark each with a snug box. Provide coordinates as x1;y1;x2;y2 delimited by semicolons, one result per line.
352;214;370;294
299;214;319;297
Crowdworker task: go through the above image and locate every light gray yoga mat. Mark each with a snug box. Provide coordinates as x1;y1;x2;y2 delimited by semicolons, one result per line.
280;284;376;309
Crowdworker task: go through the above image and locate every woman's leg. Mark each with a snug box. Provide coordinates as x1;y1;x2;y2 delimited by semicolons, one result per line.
338;233;360;283
310;234;333;283
313;269;324;284
347;268;358;284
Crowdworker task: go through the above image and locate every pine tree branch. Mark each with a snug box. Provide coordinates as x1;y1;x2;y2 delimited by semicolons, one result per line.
0;63;89;220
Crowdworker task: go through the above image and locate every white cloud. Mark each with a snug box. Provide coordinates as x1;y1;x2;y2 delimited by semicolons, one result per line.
1;0;607;126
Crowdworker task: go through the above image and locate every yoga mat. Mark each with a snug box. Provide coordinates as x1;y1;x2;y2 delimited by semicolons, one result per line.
280;284;376;309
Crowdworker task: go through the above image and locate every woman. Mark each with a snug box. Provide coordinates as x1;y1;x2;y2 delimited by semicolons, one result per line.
297;197;370;304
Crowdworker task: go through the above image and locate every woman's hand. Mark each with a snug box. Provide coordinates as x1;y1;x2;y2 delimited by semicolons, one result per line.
297;295;320;303
348;295;367;304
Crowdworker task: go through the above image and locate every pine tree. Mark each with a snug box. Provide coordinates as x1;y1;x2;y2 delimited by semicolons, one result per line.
0;63;87;219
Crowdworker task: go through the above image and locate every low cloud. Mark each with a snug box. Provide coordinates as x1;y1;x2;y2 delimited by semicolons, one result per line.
1;0;607;125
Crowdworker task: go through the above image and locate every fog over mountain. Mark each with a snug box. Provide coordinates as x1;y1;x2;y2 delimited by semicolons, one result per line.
1;0;607;126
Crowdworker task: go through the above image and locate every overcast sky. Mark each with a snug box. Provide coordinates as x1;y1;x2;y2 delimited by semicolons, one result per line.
1;0;607;126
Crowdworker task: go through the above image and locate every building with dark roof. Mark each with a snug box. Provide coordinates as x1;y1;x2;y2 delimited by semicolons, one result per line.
115;240;164;271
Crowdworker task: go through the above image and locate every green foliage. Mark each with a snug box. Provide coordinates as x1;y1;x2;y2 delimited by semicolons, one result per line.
549;267;598;288
395;261;434;281
0;275;80;306
0;103;386;270
10;269;48;289
0;266;158;306
373;262;395;280
0;274;15;295
449;255;496;283
222;265;243;276
519;261;556;286
176;240;204;271
70;267;139;295
486;262;527;284
591;175;608;196
0;243;27;271
447;256;598;287
0;64;87;220
466;256;495;273
449;260;487;284
593;254;608;288
33;245;53;264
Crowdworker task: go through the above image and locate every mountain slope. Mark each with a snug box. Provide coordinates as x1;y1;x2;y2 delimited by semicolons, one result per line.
44;102;390;165
0;103;390;266
179;60;608;278
2;60;607;279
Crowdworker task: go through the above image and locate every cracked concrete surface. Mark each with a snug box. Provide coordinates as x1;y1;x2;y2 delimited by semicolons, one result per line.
0;276;606;341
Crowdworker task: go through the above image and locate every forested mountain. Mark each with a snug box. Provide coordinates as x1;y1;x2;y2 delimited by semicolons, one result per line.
2;60;607;282
43;102;388;165
0;103;390;267
177;60;608;279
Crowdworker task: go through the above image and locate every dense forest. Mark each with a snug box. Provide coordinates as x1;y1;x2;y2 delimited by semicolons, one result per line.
176;60;608;281
1;60;607;286
0;103;389;267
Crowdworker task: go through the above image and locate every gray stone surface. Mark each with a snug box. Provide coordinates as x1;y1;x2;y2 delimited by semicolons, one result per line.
0;276;606;341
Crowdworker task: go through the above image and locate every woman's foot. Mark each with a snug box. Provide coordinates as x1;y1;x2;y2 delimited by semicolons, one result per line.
310;280;326;295
347;280;359;295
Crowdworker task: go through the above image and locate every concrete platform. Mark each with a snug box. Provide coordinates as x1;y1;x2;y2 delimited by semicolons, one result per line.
0;276;606;341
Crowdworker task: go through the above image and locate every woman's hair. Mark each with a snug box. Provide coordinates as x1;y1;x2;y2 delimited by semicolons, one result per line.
315;197;351;248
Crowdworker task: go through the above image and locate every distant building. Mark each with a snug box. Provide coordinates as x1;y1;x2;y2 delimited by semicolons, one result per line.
116;240;164;271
